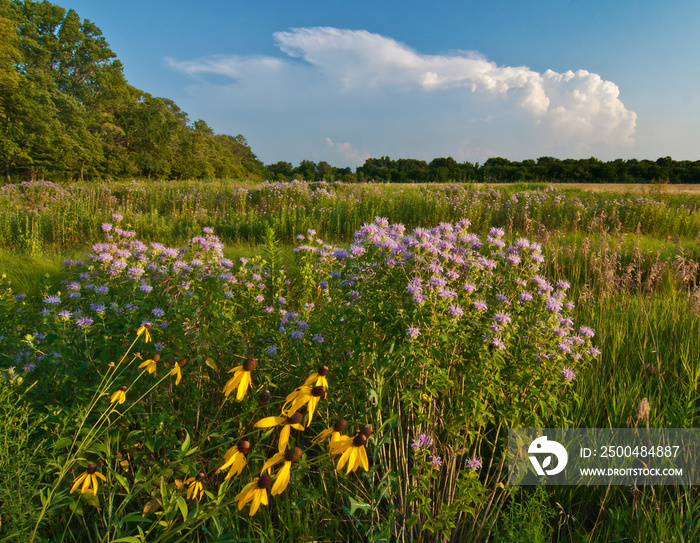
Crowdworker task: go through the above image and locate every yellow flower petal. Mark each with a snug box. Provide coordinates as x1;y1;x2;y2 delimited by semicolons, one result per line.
261;452;285;474
249;489;265;516
359;444;369;472
271;462;291;496
236;370;251;401
255;416;286;428
336;446;353;472
278;425;291;452
70;473;87;494
346;447;359;474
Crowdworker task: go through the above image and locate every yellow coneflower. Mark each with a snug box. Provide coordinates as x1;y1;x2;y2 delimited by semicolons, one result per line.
185;472;206;501
330;425;372;474
303;364;329;389
223;357;256;401
312;418;347;445
235;473;272;516
138;353;160;374
70;463;107;495
137;324;152;343
110;385;127;404
270;447;302;496
255;411;304;452
282;385;326;424
170;358;186;385
217;440;249;480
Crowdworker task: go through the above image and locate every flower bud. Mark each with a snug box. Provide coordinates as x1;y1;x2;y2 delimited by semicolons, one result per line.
258;390;271;406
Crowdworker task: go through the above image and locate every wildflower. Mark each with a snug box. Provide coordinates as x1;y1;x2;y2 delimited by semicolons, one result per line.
44;295;61;304
76;316;93;328
138;353;160;374
313;419;347;445
235;474;272;516
430;455;443;469
255;411;305;452
70;463;107;495
171;358;186;385
262;447;303;496
303;365;329;389
282;385;326;424
185;472;206;501
217;440;249;480
137;324;152;343
560;367;576;380
466;458;483;469
330;425;372;474
411;433;434;449
223;357;256;400
151;307;165;317
110;386;127;404
406;326;421;339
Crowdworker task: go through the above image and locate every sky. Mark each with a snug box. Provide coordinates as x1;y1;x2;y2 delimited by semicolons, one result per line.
58;0;700;169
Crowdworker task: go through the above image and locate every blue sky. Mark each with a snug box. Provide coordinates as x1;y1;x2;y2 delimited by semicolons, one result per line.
60;1;700;168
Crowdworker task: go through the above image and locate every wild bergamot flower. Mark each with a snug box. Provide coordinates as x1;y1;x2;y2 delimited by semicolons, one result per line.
110;386;127;404
138;353;159;374
70;463;107;494
223;357;256;400
217;440;249;480
185;472;206;501
255;411;304;452
170;358;186;385
235;473;272;516
313;418;347;445
330;425;372;474
136;324;152;343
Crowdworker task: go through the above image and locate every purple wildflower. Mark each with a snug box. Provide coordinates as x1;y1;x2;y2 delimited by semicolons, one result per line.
406;326;421;339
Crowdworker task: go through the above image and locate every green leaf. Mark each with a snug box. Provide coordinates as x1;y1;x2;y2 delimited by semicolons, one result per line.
176;496;188;520
348;497;371;516
52;437;72;450
111;537;144;543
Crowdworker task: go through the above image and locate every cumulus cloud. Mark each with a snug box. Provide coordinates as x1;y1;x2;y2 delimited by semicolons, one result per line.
167;27;636;165
326;138;370;164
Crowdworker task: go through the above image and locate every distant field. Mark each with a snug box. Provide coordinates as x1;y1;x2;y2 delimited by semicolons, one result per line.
484;182;700;194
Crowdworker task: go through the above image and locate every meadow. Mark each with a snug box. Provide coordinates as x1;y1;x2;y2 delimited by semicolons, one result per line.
1;179;700;542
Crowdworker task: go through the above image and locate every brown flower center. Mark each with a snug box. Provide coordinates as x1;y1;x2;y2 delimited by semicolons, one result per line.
178;358;187;367
258;390;271;406
360;424;373;438
318;365;329;376
311;385;326;398
237;440;250;454
243;357;257;372
286;412;303;425
284;446;303;462
119;385;127;392
353;433;367;447
87;463;97;474
152;353;160;362
257;473;272;489
333;419;347;432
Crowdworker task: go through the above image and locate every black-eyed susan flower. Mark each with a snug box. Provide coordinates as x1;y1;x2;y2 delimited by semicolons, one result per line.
223;357;256;401
170;358;186;385
235;473;272;516
312;418;347;445
270;447;302;496
70;463;107;494
255;411;304;452
216;440;249;480
110;385;127;404
303;364;329;389
138;353;160;374
330;425;372;474
137;324;152;343
282;385;326;424
185;472;206;501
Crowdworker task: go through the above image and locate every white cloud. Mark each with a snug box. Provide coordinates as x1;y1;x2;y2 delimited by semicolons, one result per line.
167;27;637;166
326;137;370;165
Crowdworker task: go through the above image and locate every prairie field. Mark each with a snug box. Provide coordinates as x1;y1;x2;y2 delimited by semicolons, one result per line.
1;179;700;543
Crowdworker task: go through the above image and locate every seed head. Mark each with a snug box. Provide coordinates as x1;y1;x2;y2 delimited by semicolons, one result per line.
237;440;250;454
119;385;127;392
333;419;347;432
359;424;373;438
318;365;329;376
287;412;303;425
353;433;367;447
311;385;326;398
258;390;271;406
152;353;160;362
87;463;97;474
243;357;257;371
178;358;186;367
257;473;272;489
196;472;205;480
284;446;303;462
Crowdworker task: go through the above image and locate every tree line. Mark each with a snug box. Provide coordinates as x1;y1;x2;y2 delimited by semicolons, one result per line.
267;155;700;184
0;0;266;182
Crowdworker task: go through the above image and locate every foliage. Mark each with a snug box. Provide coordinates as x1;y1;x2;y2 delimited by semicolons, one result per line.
0;0;265;182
